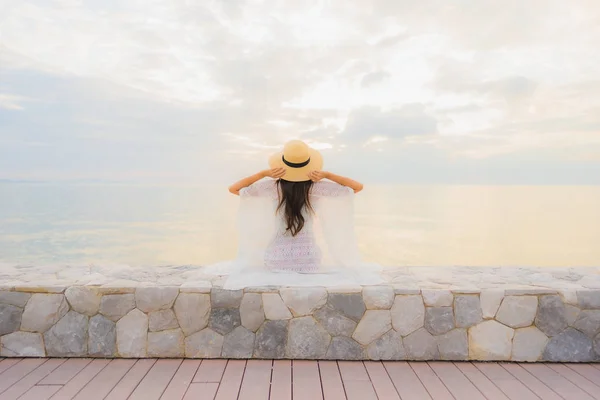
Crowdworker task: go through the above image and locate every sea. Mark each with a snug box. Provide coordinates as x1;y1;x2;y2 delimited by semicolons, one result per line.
1;183;599;267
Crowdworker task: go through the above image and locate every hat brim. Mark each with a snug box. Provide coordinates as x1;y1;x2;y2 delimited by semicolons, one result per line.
268;147;323;182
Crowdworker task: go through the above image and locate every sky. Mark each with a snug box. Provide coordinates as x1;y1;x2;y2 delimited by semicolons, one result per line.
1;0;600;184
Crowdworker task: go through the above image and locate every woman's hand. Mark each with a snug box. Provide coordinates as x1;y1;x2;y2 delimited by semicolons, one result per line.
308;170;329;182
261;167;286;179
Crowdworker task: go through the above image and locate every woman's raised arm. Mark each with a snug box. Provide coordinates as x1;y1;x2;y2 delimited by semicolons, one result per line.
228;168;285;195
308;171;363;193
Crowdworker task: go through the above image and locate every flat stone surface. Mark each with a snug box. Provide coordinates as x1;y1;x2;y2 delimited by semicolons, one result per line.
222;326;255;358
100;294;136;322
422;290;453;307
185;328;224;358
391;295;424;336
239;293;265;332
149;309;179;332
480;289;504;318
255;320;288;358
573;310;600;337
403;328;438;360
44;311;88;357
594;333;600;358
314;305;357;337
565;304;581;326
469;320;514;361
0;291;31;307
352;310;391;345
174;293;210;336
543;328;595;362
135;287;178;313
65;286;101;316
280;287;327;316
437;329;468;360
211;288;243;308
327;293;366;322
326;337;364;360
578;290;600;309
454;295;483;328
535;295;568;336
148;329;184;357
362;286;394;310
287;316;331;359
512;327;548;362
0;304;22;335
262;293;292;320
209;307;241;335
89;314;116;357
0;332;45;357
20;293;69;333
496;296;538;328
116;308;148;357
425;307;455;335
367;330;405;360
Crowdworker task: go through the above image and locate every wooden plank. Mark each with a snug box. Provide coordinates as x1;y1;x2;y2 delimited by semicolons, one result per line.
383;361;432;400
39;358;92;385
292;360;323;400
215;360;246;400
269;360;291;400
520;363;595;400
129;359;183;400
238;360;272;400
343;380;377;400
18;385;61;400
427;362;486;400
317;361;346;400
547;364;600;399
338;361;377;400
564;364;600;387
0;358;65;400
193;359;228;383
500;363;562;400
183;383;219;399
364;361;400;400
0;358;46;394
103;359;156;400
50;359;111;400
0;359;22;375
409;362;453;400
161;360;201;400
338;361;370;381
475;363;544;400
454;362;510;400
72;359;137;400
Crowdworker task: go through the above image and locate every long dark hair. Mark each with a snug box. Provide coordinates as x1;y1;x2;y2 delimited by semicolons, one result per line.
276;179;314;236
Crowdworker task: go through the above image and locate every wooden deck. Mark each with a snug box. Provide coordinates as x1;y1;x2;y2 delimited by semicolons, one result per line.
0;358;599;400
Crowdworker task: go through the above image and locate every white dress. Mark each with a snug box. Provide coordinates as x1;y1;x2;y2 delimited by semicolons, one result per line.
240;179;353;273
204;178;383;289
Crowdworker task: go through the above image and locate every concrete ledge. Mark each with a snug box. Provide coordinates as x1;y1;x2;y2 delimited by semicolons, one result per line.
1;265;599;361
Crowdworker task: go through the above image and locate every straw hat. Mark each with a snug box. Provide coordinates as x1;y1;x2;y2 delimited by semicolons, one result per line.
268;140;323;182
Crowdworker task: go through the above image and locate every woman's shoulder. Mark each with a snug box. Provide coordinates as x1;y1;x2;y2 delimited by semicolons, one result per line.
311;181;353;197
240;179;278;198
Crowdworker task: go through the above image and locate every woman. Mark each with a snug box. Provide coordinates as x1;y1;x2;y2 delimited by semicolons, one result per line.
207;140;382;288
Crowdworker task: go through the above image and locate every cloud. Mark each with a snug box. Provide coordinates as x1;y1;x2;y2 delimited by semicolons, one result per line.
361;70;391;88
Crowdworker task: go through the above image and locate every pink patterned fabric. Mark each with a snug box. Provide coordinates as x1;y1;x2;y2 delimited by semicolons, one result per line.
240;180;352;272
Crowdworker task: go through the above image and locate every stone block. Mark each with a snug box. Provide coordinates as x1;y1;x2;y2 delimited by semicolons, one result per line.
437;329;468;360
468;320;514;360
185;328;224;358
352;310;391;346
280;287;327;316
367;330;405;360
148;329;184;357
20;293;68;332
578;290;600;309
496;296;538;328
65;286;102;316
573;310;600;337
391;295;424;336
326;293;366;322
454;295;483;328
149;309;179;332
222;326;255;358
535;295;567;336
480;289;504;318
543;328;595;362
565;304;581;326
135;287;178;313
362;286;394;310
422;290;453;307
89;314;116;357
314;305;357;337
425;307;454;335
287;317;330;359
255;320;287;359
240;293;265;332
209;308;241;335
174;293;210;336
0;291;31;307
512;327;548;362
0;304;22;335
0;332;45;357
116;309;148;357
326;337;364;360
211;288;243;308
262;294;292;320
100;294;136;322
44;311;88;357
403;328;438;360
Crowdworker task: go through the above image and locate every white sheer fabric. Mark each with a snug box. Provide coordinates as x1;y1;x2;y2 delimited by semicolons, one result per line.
203;179;383;289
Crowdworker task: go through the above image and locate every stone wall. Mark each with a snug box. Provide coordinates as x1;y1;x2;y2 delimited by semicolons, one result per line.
1;285;599;361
